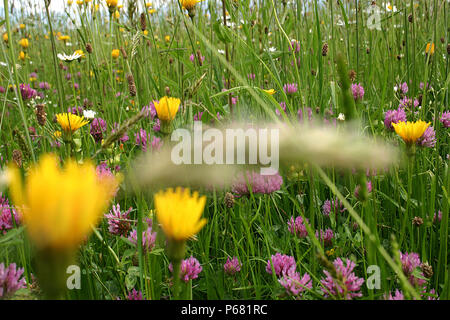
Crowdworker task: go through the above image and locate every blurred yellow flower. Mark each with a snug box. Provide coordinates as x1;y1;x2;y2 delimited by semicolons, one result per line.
106;0;118;8
111;49;120;59
58;35;70;42
8;154;115;250
19;38;29;49
19;51;26;61
263;89;276;95
2;33;8;43
425;42;435;55
146;2;152;7
154;187;207;241
154;96;181;121
56;113;89;134
114;10;120;19
392;120;430;145
143;30;149;36
149;8;156;14
165;35;170;42
19;24;25;30
75;49;85;58
68;0;73;5
76;0;83;5
180;0;203;10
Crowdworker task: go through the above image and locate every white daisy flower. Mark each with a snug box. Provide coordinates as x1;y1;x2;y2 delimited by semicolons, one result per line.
57;51;82;62
337;113;346;121
83;110;97;119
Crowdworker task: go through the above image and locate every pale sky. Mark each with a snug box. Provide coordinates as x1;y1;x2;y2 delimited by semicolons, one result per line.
0;0;164;17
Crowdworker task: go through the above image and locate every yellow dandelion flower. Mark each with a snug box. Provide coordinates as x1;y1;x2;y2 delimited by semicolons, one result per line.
180;0;203;10
165;35;170;42
111;49;120;59
2;33;8;43
19;38;29;49
68;0;73;5
149;8;156;14
8;154;116;250
56;113;89;134
425;43;435;55
77;0;84;5
18;51;26;61
153;96;181;121
262;89;276;95
74;49;85;58
59;35;70;42
154;187;207;241
19;24;25;30
146;2;152;8
392;120;430;145
114;10;120;19
106;0;118;8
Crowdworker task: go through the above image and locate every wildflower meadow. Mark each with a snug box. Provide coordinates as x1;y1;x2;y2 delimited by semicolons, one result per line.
0;0;449;304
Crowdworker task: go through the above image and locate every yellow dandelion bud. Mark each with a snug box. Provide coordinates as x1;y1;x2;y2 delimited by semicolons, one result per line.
392;120;430;145
154;96;181;121
19;38;29;49
111;49;120;59
154;187;207;242
425;42;435;55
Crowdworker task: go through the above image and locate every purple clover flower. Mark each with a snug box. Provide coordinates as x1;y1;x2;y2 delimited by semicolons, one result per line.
231;170;283;197
399;96;419;110
417;126;436;148
278;269;312;297
0;263;26;298
19;83;37;100
283;83;298;95
266;253;296;277
351;83;365;100
128;221;156;253
354;181;373;200
0;193;21;234
38;82;50;90
224;257;241;276
287;216;308;238
384;108;407;131
440;111;450;128
399;251;426;287
169;256;202;283
104;204;132;236
127;289;143;300
90;118;107;143
322;198;347;217
315;228;334;247
320;257;364;300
